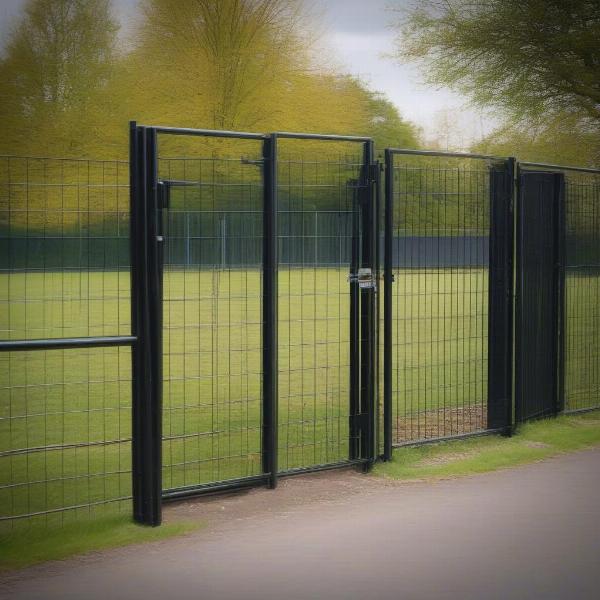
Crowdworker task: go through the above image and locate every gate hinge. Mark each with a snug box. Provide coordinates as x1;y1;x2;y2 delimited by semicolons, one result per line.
348;267;377;289
157;181;170;209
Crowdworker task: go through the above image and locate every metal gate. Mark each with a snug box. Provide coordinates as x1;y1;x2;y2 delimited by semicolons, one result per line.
382;149;514;454
129;124;377;524
515;169;566;421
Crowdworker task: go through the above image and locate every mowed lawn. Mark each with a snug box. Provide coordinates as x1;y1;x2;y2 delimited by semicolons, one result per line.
1;268;598;525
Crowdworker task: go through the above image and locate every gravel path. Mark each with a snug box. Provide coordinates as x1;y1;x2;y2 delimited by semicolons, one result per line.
2;448;600;600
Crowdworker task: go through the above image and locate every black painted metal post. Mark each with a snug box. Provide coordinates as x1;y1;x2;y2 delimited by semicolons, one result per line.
383;149;394;460
349;178;361;461
130;123;163;526
262;134;278;488
555;173;566;414
359;140;376;465
487;158;515;434
515;170;564;424
373;157;382;460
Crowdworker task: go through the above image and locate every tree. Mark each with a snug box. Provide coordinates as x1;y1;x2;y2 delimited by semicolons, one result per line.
130;0;307;131
475;113;600;166
361;88;419;150
123;0;419;157
393;0;600;131
0;0;118;155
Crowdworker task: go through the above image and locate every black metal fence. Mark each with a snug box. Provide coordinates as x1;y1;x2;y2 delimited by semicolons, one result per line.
0;156;134;532
562;168;600;413
1;127;599;531
384;151;491;445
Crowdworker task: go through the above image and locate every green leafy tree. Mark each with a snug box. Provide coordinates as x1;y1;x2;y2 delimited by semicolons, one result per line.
128;0;307;131
395;0;600;123
476;113;600;166
393;0;600;165
0;0;119;155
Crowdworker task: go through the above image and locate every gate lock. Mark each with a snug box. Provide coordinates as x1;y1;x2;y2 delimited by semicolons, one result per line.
348;267;377;290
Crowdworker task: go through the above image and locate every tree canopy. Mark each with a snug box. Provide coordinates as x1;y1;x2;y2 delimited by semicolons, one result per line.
0;0;419;159
396;0;600;122
0;0;118;155
394;0;600;165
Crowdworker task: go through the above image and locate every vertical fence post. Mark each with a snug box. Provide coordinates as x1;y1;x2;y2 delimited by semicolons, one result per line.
349;179;361;460
359;140;377;466
383;149;394;460
262;134;278;488
130;123;163;525
555;173;566;414
487;158;515;434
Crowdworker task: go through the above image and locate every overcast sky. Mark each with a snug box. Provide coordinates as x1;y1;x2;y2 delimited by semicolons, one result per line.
0;0;496;146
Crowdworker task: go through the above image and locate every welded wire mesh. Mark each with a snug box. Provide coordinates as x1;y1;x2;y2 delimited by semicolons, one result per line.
277;144;365;470
564;171;600;412
388;155;490;443
158;145;264;491
0;156;132;530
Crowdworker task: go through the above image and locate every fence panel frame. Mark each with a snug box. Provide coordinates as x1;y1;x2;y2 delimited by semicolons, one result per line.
0;152;138;528
273;131;378;469
382;148;514;452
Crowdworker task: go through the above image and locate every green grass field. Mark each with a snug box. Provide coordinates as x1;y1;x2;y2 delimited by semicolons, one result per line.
0;514;203;571
1;268;599;528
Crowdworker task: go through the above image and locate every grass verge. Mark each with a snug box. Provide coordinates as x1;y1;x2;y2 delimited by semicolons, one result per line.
373;410;600;481
0;514;203;572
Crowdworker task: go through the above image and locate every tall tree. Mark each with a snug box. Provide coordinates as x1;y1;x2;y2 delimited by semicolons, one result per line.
394;0;600;124
131;0;306;130
0;0;118;154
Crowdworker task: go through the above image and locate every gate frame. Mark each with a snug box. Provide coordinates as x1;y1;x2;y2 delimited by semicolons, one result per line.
268;131;379;472
130;124;380;524
382;148;516;458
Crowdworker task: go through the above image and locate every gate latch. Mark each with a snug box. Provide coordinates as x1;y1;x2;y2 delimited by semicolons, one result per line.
348;268;377;289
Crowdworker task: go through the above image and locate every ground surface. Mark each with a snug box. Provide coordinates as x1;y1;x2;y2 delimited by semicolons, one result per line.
1;447;599;600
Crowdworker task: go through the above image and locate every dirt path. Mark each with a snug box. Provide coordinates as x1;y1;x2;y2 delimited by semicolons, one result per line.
2;449;600;600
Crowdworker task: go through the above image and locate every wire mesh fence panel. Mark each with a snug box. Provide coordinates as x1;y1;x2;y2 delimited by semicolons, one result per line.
158;138;265;492
0;156;132;531
277;141;366;471
564;171;600;412
0;156;130;340
0;348;132;532
387;154;491;444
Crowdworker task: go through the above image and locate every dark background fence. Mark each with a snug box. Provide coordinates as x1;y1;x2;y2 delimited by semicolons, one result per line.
2;215;489;270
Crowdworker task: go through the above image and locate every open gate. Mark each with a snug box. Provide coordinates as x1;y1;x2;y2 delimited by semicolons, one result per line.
382;149;514;455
